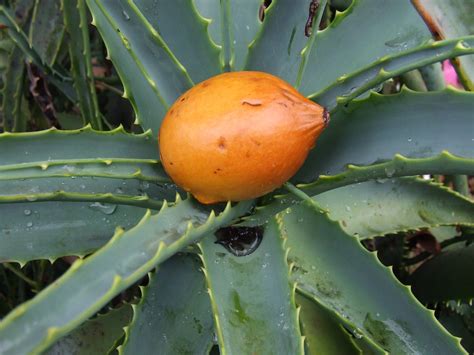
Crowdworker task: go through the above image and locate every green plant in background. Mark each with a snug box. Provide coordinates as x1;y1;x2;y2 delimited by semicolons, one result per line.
0;0;473;353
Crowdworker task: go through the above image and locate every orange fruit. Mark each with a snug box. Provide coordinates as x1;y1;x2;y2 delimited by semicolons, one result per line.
158;71;328;204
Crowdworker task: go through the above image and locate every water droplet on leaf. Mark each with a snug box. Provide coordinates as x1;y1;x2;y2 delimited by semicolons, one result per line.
89;202;117;215
214;226;264;257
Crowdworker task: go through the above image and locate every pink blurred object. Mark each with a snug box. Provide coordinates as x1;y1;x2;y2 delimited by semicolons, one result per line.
442;60;462;88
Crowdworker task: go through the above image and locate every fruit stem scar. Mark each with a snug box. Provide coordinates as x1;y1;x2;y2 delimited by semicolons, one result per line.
242;99;262;106
323;107;330;127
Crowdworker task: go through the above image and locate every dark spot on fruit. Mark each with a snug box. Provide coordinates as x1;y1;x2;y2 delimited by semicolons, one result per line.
246;151;251;158
218;137;226;150
169;162;174;165
251;138;261;146
201;82;210;88
277;102;288;108
180;96;186;102
169;108;174;115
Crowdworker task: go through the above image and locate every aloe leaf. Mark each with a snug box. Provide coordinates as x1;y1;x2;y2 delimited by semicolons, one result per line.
132;0;221;82
245;0;327;86
62;0;102;130
419;63;446;91
0;127;168;196
0;126;159;164
309;36;474;110
0;6;76;101
314;178;474;238
46;304;133;355
296;293;363;355
121;254;214;355
298;0;432;97
226;0;263;71
85;0;163;134
283;202;465;354
298;292;387;354
301;153;474;196
86;0;193;134
439;305;474;353
311;37;474;109
29;0;64;66
319;178;474;238
0;197;253;354
199;220;303;355
296;89;474;182
0;202;147;263
410;244;474;303
244;177;474;239
194;0;263;71
1;45;26;132
413;0;474;90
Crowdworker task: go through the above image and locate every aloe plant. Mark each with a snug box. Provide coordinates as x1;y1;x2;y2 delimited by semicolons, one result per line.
0;0;473;353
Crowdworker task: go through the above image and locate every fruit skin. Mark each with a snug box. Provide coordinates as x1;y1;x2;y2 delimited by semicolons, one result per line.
158;71;328;204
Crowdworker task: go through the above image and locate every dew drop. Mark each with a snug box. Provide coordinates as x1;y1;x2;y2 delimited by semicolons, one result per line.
384;166;396;177
24;209;31;216
215;226;264;257
122;10;130;20
407;137;412;142
345;205;351;212
26;195;37;202
26;222;33;228
89;202;117;215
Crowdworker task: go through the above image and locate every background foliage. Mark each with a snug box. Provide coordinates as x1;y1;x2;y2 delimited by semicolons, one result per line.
0;0;473;354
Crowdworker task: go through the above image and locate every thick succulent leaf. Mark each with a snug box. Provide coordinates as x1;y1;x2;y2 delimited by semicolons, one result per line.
297;293;363;355
133;0;221;82
410;244;474;303
121;254;214;355
301;153;474;196
85;2;164;134
244;177;474;239
0;202;147;264
296;89;474;182
0;6;76;101
283;202;465;354
86;0;193;134
29;0;64;66
317;178;474;238
311;37;474;110
198;219;303;354
1;45;25;132
315;178;474;238
439;305;474;353
0;197;253;354
245;0;327;86
0;126;159;165
194;0;262;71
0;127;169;205
413;0;474;90
62;0;102;130
298;0;432;96
46;305;133;355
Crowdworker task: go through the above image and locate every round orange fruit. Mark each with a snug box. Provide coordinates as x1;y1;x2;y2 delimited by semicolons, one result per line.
158;71;328;204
